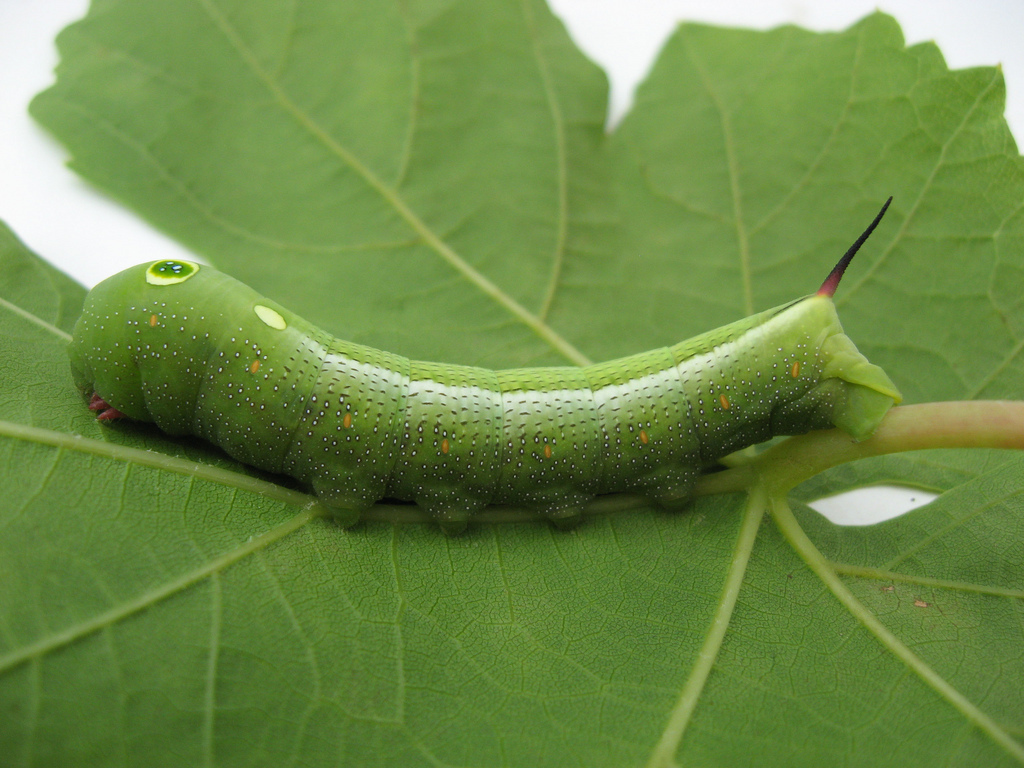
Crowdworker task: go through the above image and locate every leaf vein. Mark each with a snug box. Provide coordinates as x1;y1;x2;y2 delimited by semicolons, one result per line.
836;68;1007;306
645;488;765;768
194;0;590;365
0;500;318;676
772;497;1024;763
681;37;752;315
202;573;222;768
48;96;416;256
0;295;72;343
832;562;1024;599
522;0;570;322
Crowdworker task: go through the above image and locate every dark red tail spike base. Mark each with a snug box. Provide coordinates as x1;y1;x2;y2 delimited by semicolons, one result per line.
816;196;893;298
88;392;125;421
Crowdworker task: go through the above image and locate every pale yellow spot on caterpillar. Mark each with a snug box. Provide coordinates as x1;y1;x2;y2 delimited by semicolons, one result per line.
254;304;287;330
640;429;649;445
149;314;158;327
543;444;552;459
720;394;730;410
343;412;352;429
441;438;450;454
249;360;260;374
791;361;801;378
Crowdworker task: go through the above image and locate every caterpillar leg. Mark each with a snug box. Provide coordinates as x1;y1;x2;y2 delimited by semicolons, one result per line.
88;392;125;421
319;504;363;528
416;492;490;535
531;489;593;530
544;504;587;530
652;490;696;511
636;467;699;511
431;507;472;536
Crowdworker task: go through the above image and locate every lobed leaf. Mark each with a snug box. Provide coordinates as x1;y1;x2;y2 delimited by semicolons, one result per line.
1;2;1022;766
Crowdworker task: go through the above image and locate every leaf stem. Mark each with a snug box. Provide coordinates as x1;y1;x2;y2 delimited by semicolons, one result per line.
709;402;1024;497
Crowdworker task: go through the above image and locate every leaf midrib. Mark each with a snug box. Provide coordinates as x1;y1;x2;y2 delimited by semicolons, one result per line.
645;490;764;768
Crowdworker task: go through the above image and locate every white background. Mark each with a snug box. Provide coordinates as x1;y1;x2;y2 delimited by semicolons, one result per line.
4;1;1020;523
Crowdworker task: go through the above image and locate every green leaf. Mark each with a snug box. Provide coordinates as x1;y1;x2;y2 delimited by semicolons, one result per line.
3;2;1023;766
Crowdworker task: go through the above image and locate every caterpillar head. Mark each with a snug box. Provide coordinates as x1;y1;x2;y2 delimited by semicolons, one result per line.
69;259;283;434
70;260;207;429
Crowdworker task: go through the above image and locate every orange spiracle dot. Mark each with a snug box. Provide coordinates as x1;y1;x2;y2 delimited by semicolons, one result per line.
149;314;158;327
720;394;730;410
791;361;801;378
441;438;450;454
343;412;352;428
249;360;261;374
543;444;552;459
640;429;649;445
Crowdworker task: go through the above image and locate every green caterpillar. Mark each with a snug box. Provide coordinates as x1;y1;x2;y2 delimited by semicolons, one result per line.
70;200;901;532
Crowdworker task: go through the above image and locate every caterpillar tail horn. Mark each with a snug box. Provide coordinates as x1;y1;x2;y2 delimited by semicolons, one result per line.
817;196;893;298
815;196;901;439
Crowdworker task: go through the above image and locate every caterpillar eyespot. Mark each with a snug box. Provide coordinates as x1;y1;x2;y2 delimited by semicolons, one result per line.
69;200;901;534
145;258;198;285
